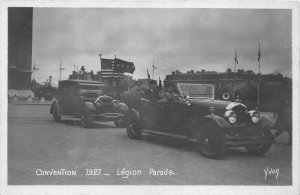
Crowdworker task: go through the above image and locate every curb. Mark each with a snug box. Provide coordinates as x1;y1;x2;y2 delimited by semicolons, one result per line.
8;102;52;105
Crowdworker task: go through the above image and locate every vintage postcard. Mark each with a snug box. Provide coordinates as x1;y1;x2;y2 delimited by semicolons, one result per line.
0;0;299;194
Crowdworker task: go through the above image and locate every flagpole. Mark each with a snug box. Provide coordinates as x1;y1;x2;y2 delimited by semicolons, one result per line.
33;60;36;81
257;43;261;111
59;60;61;81
99;54;102;71
232;49;237;99
59;60;64;81
152;58;154;79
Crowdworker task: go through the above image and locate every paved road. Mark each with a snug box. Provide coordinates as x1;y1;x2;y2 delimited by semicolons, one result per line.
7;104;292;185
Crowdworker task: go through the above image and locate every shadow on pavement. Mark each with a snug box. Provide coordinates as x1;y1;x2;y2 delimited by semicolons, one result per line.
58;120;116;129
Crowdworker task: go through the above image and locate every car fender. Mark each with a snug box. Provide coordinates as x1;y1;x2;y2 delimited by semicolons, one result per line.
191;115;230;138
259;114;275;128
83;102;97;112
50;101;59;114
124;108;139;124
202;115;232;129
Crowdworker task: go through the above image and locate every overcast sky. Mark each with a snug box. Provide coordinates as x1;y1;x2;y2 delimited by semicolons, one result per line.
32;8;292;84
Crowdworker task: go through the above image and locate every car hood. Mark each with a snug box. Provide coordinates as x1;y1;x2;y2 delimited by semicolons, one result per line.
189;98;246;111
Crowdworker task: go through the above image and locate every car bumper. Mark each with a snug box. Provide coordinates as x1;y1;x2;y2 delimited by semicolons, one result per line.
225;135;274;147
91;113;124;121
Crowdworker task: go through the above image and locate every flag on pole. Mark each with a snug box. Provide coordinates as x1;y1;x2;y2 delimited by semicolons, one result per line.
234;50;239;64
257;43;261;61
101;57;135;73
147;69;150;79
158;76;162;90
152;58;157;69
33;60;38;70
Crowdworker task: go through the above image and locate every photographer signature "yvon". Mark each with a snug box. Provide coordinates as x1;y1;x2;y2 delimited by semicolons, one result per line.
264;167;279;180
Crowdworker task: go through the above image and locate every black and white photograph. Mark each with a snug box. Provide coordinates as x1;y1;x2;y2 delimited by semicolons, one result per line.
1;1;299;194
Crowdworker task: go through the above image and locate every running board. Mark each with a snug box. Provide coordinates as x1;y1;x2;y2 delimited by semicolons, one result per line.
61;115;80;121
142;129;189;139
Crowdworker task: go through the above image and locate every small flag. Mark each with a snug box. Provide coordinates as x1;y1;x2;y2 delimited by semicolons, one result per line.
152;58;157;69
234;50;239;64
33;60;38;70
258;43;261;61
158;77;162;90
147;69;150;79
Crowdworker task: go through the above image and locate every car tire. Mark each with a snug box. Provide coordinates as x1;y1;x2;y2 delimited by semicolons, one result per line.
52;104;61;122
80;109;93;128
196;122;225;159
127;119;142;139
245;128;273;155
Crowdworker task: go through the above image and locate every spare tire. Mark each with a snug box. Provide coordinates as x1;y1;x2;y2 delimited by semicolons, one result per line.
222;93;230;100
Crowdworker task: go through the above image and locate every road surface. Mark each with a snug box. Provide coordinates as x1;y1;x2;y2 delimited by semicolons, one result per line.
7;104;292;185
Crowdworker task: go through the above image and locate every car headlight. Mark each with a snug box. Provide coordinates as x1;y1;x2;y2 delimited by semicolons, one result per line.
250;111;260;123
225;110;237;124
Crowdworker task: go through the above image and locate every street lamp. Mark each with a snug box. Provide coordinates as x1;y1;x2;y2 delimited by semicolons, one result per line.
49;75;52;87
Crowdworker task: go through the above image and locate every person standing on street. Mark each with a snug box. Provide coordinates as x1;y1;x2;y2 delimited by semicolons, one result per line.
273;97;292;145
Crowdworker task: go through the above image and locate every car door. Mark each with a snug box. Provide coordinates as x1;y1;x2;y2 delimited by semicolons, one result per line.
58;84;69;115
71;84;81;117
163;102;191;136
64;86;74;116
139;101;164;130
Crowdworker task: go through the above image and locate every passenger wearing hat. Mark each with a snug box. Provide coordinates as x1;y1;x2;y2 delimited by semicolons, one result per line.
159;82;184;103
144;80;160;101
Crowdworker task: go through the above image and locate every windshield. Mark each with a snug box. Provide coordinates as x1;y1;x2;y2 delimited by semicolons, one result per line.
78;84;104;98
79;85;103;90
177;83;214;99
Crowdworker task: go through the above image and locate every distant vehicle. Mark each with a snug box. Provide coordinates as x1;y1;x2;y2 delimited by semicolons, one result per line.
50;80;128;128
123;83;274;159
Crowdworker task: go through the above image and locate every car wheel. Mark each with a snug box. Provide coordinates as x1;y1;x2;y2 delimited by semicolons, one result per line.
127;120;142;139
52;105;61;122
197;122;225;159
245;128;273;155
80;109;93;128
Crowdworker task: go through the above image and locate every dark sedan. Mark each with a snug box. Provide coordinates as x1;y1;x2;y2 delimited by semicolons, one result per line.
50;80;128;128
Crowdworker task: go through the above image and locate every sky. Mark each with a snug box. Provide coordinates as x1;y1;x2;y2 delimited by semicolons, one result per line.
32;8;292;85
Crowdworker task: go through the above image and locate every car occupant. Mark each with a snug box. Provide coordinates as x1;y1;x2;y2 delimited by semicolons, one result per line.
159;83;184;103
143;80;160;101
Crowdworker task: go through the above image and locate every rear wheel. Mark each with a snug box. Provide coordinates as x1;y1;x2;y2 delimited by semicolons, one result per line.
196;122;225;159
52;104;61;122
80;109;93;128
245;128;273;155
127;120;142;139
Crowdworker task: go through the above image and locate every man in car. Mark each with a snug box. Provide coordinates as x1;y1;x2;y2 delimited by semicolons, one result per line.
159;83;184;103
143;80;160;101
